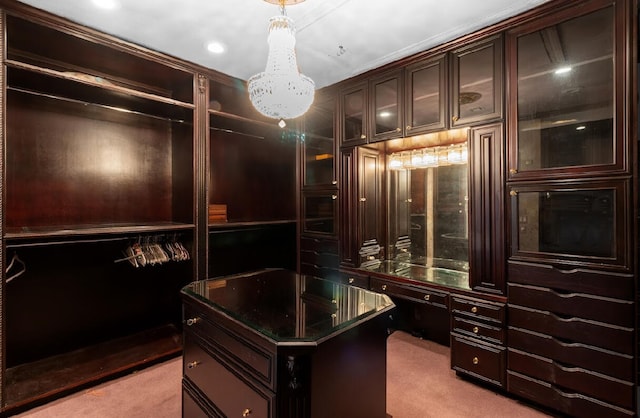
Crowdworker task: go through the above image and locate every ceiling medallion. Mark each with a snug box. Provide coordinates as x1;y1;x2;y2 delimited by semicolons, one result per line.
459;92;482;105
263;0;306;4
248;0;315;125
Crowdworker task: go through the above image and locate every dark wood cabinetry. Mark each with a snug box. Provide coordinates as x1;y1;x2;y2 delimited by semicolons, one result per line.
370;277;450;345
207;75;298;279
370;70;404;142
504;1;636;416
299;90;339;281
469;124;505;294
339;82;368;147
1;4;197;412
450;295;507;387
181;270;394;418
450;35;503;127
405;54;448;135
338;146;384;268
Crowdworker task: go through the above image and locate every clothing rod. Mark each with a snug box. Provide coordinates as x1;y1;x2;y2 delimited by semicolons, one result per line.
210;127;265;140
7;86;192;125
5;233;187;249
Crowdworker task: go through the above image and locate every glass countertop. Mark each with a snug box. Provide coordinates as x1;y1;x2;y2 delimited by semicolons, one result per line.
181;269;394;343
362;260;470;290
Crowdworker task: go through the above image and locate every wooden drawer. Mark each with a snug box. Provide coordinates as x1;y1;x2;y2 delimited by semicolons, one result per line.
508;304;633;355
370;278;448;308
450;295;505;325
451;334;505;387
300;262;340;281
183;334;273;418
507;260;634;300
508;326;633;381
182;383;220;418
508;370;635;418
336;271;369;289
452;316;505;345
300;236;339;254
300;249;340;268
508;348;634;410
508;282;634;327
184;305;275;389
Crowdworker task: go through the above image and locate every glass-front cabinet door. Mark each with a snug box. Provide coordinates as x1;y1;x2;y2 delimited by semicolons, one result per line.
405;54;447;135
451;35;502;127
507;3;624;179
508;179;629;269
303;92;336;187
370;70;403;142
303;192;337;235
340;82;368;147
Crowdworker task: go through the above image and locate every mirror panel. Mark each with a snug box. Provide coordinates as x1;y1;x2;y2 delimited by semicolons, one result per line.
386;143;469;289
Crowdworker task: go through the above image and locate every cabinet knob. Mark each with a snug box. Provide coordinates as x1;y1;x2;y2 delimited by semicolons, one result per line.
396;127;401;132
359;197;367;202
348;277;355;284
360;134;366;139
472;357;479;365
186;317;200;326
510;190;518;196
509;168;517;174
471;306;478;313
406;125;412;130
332;180;338;185
332;194;337;200
187;361;200;369
473;326;479;334
381;284;387;291
242;408;252;417
423;294;430;301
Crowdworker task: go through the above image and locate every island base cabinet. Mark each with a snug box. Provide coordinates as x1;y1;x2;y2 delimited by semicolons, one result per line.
181;270;394;418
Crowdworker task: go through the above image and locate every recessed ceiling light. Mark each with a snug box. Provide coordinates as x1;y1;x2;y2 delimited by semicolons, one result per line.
92;0;119;9
554;66;572;75
207;41;226;54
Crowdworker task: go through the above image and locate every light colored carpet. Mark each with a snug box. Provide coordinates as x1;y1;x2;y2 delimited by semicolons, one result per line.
13;359;182;418
13;331;552;418
386;331;551;418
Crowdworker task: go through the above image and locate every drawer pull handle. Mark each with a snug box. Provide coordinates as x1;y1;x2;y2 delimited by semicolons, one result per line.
473;326;479;334
348;278;355;284
242;408;252;417
381;284;387;291
186;317;200;326
423;294;430;301
471;306;478;313
472;357;479;365
187;361;200;369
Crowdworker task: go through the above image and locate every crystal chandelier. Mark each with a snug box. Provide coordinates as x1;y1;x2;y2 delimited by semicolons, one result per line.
248;0;315;123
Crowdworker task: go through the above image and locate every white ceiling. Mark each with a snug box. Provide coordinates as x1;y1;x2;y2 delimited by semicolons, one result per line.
16;0;550;89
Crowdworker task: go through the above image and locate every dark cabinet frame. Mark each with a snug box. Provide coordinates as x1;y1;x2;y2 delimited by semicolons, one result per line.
404;53;449;135
505;0;630;181
450;35;503;128
469;124;505;294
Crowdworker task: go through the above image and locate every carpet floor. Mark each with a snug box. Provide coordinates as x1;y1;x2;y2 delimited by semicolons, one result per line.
13;331;552;418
